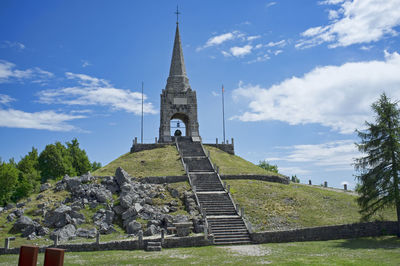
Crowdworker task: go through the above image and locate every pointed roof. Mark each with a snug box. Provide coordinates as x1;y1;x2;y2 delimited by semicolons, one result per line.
169;23;187;78
166;23;190;92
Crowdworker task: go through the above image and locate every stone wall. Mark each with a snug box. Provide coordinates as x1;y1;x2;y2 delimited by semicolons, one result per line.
204;144;234;155
0;235;213;255
221;175;290;185
130;143;172;153
250;221;398;244
138;176;188;184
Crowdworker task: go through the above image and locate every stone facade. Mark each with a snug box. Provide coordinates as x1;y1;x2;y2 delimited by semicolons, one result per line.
159;24;200;143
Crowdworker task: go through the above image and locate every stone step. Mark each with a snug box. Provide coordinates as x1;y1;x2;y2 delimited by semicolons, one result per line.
214;239;252;245
146;246;162;251
145;242;162;252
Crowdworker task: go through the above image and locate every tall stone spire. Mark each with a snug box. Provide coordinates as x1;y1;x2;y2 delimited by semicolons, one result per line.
166;23;190;92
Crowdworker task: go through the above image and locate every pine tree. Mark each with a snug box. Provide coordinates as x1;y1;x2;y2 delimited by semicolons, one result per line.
66;138;91;176
355;93;400;237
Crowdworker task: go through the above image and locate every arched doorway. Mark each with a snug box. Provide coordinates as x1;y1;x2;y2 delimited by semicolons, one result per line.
170;113;189;137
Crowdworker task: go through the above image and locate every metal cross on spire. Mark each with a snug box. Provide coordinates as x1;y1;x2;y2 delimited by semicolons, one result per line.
175;5;181;24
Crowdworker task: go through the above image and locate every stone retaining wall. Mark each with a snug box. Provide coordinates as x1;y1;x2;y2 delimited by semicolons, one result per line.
204;144;234;155
138;176;188;184
221;175;290;185
0;235;213;255
130;143;172;153
250;221;398;244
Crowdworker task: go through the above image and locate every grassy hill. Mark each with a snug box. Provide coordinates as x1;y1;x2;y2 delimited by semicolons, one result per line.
227;180;397;232
92;145;185;177
204;145;283;176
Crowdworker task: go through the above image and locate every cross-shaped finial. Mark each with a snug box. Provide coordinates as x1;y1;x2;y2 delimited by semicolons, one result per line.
175;5;181;24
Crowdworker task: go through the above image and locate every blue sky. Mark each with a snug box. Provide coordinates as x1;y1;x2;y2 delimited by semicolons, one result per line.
1;0;400;189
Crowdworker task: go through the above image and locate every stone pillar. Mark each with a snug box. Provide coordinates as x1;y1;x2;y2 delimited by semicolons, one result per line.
207;150;210;158
96;232;100;245
241;207;244;217
227;184;230;193
324;181;328;187
216;166;219;174
231;138;234;146
161;229;165;245
204;225;208;239
4;238;9;249
134;137;137;145
309;180;312;185
138;230;143;249
54;235;58;246
216;138;218;144
236;204;240;213
155;137;158;143
344;184;347;191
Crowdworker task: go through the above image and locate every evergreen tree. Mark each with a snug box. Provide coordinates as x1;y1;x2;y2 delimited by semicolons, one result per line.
355;93;400;237
38;142;76;181
66;138;91;176
91;161;102;172
0;160;19;205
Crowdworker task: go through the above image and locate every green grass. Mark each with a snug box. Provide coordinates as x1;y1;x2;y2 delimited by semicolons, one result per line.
227;180;397;232
0;236;399;265
204;145;283;176
92;145;185;177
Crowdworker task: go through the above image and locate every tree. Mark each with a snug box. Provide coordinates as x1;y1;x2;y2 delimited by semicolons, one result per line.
354;93;400;237
38;142;76;181
91;161;102;172
17;147;40;191
66;138;91;176
0;160;19;205
291;175;300;183
258;160;279;174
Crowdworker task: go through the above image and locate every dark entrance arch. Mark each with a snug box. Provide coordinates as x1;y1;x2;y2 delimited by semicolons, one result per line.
170;113;189;137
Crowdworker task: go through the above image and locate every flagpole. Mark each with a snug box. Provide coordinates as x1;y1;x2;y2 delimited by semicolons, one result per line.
222;84;226;144
141;81;144;144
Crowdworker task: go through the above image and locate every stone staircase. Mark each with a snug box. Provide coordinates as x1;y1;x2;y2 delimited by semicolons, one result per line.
145;241;162;251
176;137;251;245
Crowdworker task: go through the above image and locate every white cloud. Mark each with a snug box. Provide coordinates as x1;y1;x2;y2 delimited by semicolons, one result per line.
266;2;277;8
0;108;85;131
232;51;400;134
360;45;373;51
221;50;231;57
81;60;91;68
38;72;157;115
230;45;253;57
297;0;400;48
197;31;242;50
0;60;53;83
274;50;283;56
247;54;271;64
211;91;219;97
1;41;25;50
279;166;310;175
0;94;15;105
266;40;287;47
247;35;261;41
271;140;358;169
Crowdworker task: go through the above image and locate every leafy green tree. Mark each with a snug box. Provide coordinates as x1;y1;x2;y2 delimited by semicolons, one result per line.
11;175;33;202
17;147;40;190
38;142;76;181
0;160;19;205
91;161;102;172
258;160;279;174
66;138;91;176
354;93;400;236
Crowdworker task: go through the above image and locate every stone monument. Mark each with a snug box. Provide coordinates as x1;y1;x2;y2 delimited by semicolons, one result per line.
158;21;200;143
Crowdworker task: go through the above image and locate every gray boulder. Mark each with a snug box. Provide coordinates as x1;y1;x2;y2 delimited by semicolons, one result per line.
44;205;72;228
144;224;158;236
51;224;76;241
79;172;93;183
16;202;26;208
7;213;16;222
115;167;130;186
0;207;3;213
76;228;97;238
6;203;15;210
126;220;142;234
12;216;34;233
120;194;133;209
36;226;50;236
40;183;51;192
95;188;112;203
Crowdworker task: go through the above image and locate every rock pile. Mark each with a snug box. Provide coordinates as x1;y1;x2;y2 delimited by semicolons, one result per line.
8;167;204;241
